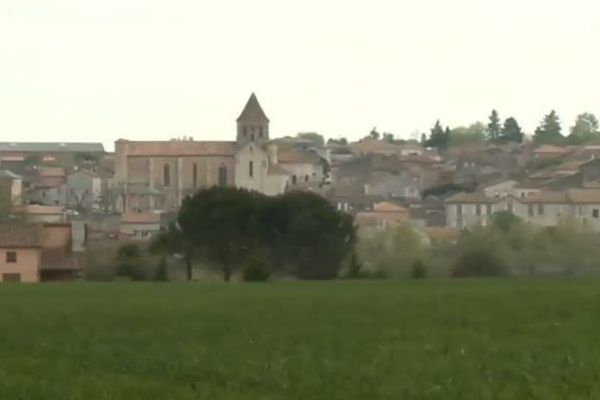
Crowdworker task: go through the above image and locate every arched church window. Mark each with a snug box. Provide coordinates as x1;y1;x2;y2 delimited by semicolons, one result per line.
218;164;227;187
292;175;297;185
163;163;170;187
259;126;264;138
243;127;248;137
305;175;309;183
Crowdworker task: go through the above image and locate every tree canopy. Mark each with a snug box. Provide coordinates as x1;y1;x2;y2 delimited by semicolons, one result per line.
176;187;356;281
533;110;564;144
500;117;524;143
487;110;501;142
568;112;599;144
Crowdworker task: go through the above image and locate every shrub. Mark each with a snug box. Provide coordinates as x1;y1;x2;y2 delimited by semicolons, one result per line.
410;260;428;279
117;243;141;259
345;252;364;279
154;256;169;282
116;261;148;281
242;253;272;282
452;248;508;278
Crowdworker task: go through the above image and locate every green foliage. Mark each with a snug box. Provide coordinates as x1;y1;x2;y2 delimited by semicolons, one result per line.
344;252;364;279
117;243;141;259
534;110;564;144
369;127;380;140
242;252;272;282
500;117;524;143
296;132;325;147
424;120;450;150
357;225;428;278
410;260;428;279
178;187;356;281
449;122;486;146
568;112;600;144
491;211;522;234
154;256;169;282
487;109;501;142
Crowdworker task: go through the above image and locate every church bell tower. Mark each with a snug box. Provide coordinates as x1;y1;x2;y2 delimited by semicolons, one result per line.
237;93;270;146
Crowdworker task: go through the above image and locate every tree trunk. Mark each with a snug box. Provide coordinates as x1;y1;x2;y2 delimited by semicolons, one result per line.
185;250;193;282
223;263;232;282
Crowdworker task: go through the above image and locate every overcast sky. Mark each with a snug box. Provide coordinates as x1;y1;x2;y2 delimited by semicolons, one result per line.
1;0;598;150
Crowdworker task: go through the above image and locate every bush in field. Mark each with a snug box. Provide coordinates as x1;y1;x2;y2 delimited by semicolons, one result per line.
154;256;169;282
410;260;428;279
452;248;508;277
357;225;428;278
117;243;141;259
242;252;272;282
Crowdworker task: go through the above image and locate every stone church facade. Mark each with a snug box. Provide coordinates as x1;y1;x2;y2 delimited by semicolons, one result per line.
114;94;322;212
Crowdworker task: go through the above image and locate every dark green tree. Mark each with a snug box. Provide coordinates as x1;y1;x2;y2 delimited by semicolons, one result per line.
260;191;356;280
154;255;169;281
369;127;380;140
533;110;564;144
500;117;524;143
568;112;599;144
150;223;195;281
425;120;449;150
178;187;264;281
487;109;501;142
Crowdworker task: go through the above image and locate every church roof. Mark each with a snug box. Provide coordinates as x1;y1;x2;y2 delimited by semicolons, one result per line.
237;93;270;123
123;141;237;157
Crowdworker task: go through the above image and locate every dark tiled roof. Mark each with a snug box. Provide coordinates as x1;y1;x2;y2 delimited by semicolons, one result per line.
41;249;79;271
0;224;41;247
0;142;105;153
237;93;270;122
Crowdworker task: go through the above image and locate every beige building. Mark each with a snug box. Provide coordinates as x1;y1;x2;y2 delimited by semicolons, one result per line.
445;189;600;231
115;94;324;211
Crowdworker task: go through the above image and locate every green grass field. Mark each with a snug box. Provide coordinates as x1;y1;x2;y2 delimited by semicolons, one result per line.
1;280;600;399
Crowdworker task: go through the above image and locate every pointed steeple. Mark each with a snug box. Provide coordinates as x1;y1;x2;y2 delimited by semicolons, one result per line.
237;93;270;123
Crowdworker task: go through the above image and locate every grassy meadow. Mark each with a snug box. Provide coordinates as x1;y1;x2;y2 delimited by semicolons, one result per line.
1;279;600;399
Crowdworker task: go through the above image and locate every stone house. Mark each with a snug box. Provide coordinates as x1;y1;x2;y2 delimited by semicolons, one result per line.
355;201;410;230
65;170;105;211
445;189;600;231
0;169;23;207
0;222;82;283
120;212;162;240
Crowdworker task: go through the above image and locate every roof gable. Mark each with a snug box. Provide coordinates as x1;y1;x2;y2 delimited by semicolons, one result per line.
237;93;270;123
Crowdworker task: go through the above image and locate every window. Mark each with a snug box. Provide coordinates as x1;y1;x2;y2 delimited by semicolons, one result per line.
243;127;248;137
292;175;297;185
486;204;492;215
537;204;544;215
163;163;170;187
457;204;462;216
218;164;227;187
528;204;534;217
594;209;599;219
475;204;481;216
192;163;198;188
2;273;21;283
249;161;254;178
305;175;309;183
6;251;17;263
259;127;264;138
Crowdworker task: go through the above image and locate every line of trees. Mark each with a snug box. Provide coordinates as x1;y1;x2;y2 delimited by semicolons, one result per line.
422;110;600;150
151;187;357;282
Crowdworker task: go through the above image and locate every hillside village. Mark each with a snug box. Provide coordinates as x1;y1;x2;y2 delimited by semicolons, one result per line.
1;94;600;282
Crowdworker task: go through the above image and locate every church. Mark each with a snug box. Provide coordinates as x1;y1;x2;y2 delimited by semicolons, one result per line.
114;94;325;212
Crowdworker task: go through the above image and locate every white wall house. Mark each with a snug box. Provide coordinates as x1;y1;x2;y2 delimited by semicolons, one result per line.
445;189;600;231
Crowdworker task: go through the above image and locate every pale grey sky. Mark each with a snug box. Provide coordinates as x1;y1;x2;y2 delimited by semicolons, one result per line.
1;0;598;150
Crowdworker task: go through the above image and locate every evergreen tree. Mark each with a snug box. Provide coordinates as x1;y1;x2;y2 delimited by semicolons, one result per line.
425;120;449;150
533;110;564;144
500;117;524;143
568;112;599;144
487;109;501;142
369;127;380;140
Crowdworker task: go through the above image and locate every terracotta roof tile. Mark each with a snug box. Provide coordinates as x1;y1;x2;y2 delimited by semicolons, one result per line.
123;141;237;157
0;224;41;247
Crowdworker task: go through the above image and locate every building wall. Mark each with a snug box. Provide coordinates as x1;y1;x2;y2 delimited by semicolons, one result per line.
0;248;40;283
281;162;322;187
